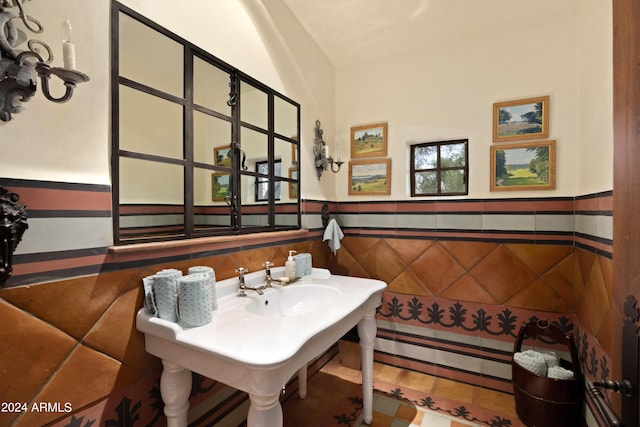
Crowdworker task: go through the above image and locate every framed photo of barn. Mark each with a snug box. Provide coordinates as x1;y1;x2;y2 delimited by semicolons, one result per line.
492;96;549;142
349;158;391;195
350;122;387;158
490;140;556;191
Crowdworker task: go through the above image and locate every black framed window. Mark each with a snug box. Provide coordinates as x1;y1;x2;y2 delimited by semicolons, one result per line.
410;139;468;196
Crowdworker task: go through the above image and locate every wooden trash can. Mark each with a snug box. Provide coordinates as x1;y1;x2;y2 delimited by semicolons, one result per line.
512;320;584;427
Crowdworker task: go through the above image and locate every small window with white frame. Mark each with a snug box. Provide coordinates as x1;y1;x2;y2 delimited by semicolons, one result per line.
410;139;468;196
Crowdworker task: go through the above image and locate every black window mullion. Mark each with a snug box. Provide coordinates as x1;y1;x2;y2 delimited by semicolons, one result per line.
268;93;275;227
230;72;240;231
184;48;194;237
111;1;121;243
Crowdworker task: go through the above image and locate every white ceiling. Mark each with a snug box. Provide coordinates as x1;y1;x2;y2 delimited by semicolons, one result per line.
282;0;577;68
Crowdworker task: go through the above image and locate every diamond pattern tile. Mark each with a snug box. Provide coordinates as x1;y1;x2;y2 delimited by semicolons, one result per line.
386;238;435;265
440;241;498;270
470;246;537;303
388;270;433;296
334;236;593;315
505;279;572;312
441;274;497;304
505;243;573;275
359;240;405;284
411;243;466;295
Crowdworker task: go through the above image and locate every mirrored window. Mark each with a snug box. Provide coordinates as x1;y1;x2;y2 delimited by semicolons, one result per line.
113;4;300;243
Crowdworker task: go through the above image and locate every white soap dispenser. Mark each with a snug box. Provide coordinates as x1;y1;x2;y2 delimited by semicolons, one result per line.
285;250;297;281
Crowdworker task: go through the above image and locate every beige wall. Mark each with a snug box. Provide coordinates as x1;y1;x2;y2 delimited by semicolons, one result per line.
335;0;612;200
576;0;613;195
0;0;336;209
0;1;612;206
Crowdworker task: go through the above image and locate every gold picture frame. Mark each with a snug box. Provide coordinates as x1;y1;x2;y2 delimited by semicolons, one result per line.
348;158;391;195
350;122;387;158
490;140;556;191
492;96;549;142
214;145;232;167
211;172;231;201
288;167;298;199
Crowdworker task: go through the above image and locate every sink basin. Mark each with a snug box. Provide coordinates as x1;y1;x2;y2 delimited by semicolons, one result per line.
136;267;386;427
243;284;340;317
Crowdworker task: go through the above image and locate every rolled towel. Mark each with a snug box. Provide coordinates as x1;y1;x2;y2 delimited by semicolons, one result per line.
153;269;182;322
514;350;547;376
142;275;157;316
548;366;574;380
177;273;213;328
188;266;217;311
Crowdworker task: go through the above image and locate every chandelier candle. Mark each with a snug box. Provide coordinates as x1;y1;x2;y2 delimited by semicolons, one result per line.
61;18;76;70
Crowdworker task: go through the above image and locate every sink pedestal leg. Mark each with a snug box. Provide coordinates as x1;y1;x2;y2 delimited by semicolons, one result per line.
358;309;376;425
298;364;307;399
160;360;192;427
247;392;282;427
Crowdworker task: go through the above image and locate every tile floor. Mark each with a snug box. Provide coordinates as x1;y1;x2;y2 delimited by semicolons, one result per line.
281;355;521;427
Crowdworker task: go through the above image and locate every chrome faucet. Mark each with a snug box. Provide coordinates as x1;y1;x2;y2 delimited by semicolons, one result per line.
263;261;289;287
235;267;265;296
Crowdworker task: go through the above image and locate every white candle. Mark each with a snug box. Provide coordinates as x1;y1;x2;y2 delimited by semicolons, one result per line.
63;41;76;69
336;142;341;162
61;18;76;69
324;145;329;158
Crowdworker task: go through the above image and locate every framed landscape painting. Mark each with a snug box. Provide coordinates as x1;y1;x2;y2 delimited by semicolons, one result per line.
490;140;556;191
493;96;549;142
211;172;231;201
349;158;391;195
214;145;232;167
350;122;387;158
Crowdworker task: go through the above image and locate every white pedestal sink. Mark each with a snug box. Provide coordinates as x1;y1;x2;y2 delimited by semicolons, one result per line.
136;268;386;427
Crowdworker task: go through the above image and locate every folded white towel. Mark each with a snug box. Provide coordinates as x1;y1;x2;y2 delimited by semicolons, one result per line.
514;350;547;376
548;366;574;380
540;351;560;368
323;218;344;254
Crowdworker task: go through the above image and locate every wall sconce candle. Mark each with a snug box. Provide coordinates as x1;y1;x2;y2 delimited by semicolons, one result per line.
314;120;344;179
61;18;76;70
0;2;90;121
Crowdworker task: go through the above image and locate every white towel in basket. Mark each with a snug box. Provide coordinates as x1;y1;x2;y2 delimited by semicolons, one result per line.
547;366;574;380
514;350;547;376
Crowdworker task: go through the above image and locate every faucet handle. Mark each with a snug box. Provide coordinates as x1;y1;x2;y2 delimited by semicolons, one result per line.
263;261;274;269
235;267;248;275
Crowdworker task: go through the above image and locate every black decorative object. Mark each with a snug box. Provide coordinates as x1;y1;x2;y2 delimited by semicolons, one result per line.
314;120;343;179
587;295;639;426
0;185;28;285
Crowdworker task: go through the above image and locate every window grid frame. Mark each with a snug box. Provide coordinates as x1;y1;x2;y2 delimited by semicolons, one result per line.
410;139;469;197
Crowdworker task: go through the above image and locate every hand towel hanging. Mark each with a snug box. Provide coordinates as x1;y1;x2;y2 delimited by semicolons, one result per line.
323;218;344;254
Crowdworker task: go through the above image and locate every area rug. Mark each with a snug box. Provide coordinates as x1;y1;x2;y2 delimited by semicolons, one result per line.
329;382;522;427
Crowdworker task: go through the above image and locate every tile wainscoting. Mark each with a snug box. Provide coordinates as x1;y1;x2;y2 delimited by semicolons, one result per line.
0;179;613;426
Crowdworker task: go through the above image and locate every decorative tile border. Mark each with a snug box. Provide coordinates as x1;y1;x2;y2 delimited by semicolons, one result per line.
375;292;612;389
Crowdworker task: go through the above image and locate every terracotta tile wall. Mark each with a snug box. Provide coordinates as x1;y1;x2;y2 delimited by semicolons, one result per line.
0;182;614;426
326;236;612;384
0;240;330;427
0;237;612;426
